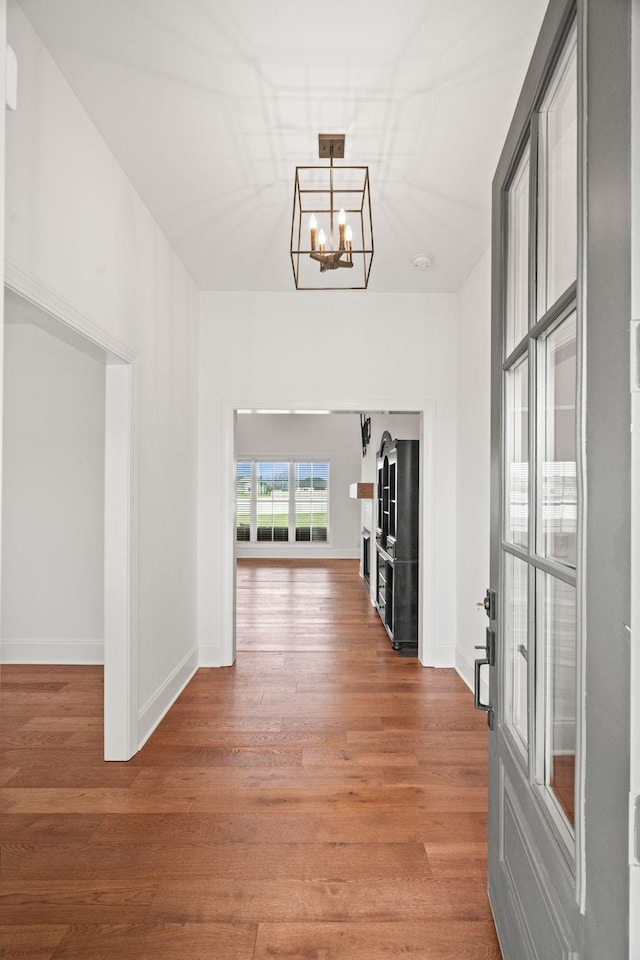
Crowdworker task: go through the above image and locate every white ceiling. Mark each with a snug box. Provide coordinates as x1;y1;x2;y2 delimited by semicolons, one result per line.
16;0;548;293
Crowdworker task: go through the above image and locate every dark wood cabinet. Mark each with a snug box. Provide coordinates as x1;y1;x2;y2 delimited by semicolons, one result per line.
375;433;419;653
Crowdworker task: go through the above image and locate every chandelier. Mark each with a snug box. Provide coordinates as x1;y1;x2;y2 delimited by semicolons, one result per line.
290;134;374;290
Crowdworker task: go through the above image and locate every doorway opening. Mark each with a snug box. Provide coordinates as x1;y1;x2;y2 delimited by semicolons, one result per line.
219;400;435;667
1;278;137;760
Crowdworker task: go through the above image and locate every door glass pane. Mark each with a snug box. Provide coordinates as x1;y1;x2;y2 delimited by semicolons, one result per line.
504;552;528;751
538;572;576;827
537;28;577;317
505;355;529;548
539;313;577;566
505;146;530;355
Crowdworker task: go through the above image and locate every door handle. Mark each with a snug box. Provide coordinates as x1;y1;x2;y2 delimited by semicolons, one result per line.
475;627;495;666
474;628;495;729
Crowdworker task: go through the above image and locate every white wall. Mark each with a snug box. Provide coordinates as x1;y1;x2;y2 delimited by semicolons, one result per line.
455;249;491;689
5;0;199;747
198;290;458;668
2;316;105;661
236;412;362;558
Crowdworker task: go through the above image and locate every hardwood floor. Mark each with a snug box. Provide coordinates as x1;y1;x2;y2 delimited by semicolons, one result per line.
0;559;501;959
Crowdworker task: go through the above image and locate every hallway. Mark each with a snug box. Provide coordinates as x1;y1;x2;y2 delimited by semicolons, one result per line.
0;559;500;959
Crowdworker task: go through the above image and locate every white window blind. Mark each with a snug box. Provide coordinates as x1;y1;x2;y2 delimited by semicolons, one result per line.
294;461;328;542
256;461;289;542
236;460;252;541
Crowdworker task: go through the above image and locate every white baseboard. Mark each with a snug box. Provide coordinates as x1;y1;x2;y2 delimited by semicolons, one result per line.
427;643;456;668
0;638;104;664
456;647;475;692
455;646;488;704
136;644;199;750
236;546;359;560
199;643;234;667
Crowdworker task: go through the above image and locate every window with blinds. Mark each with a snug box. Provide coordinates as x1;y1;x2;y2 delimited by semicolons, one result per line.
236;460;252;541
235;459;330;544
294;461;328;542
256;461;289;542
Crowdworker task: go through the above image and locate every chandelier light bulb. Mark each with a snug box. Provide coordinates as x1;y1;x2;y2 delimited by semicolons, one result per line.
309;214;318;251
338;208;346;247
318;228;326;252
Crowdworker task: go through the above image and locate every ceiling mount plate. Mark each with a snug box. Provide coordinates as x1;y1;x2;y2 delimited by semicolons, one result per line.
318;134;345;159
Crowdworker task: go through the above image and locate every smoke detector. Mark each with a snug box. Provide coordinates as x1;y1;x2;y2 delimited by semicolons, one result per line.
413;254;433;270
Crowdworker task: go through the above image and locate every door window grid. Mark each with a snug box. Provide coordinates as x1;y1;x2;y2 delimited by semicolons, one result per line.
236;459;330;544
536;29;578;319
504;552;529;753
537;571;577;827
538;313;577;568
504;354;529;550
505;144;531;356
501;20;579;852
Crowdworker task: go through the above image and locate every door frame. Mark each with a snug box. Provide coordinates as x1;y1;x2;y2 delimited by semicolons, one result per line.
3;262;139;761
629;0;640;950
216;397;436;667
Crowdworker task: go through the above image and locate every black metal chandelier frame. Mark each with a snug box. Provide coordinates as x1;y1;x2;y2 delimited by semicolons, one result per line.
290;134;374;291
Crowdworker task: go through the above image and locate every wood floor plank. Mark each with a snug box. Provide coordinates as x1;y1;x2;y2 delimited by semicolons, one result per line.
280;716;385;733
0;731;74;749
89;810;488;845
0;787;196;814
131;763;388;791
147;877;494;924
302;747;420;767
188;783;477;815
128;745;304;768
51;923;258;960
383;764;489;788
252;921;502;960
0;766;21;786
3;764;143;789
0;924;69;960
0;559;500;959
0;706;102;720
21;718;104;731
3;841;431;882
0;814;103;844
0;880;156;924
157;718;283;732
145;729;347;748
346;729;489;749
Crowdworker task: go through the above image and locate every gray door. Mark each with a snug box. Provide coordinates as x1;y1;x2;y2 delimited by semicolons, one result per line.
481;2;632;958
